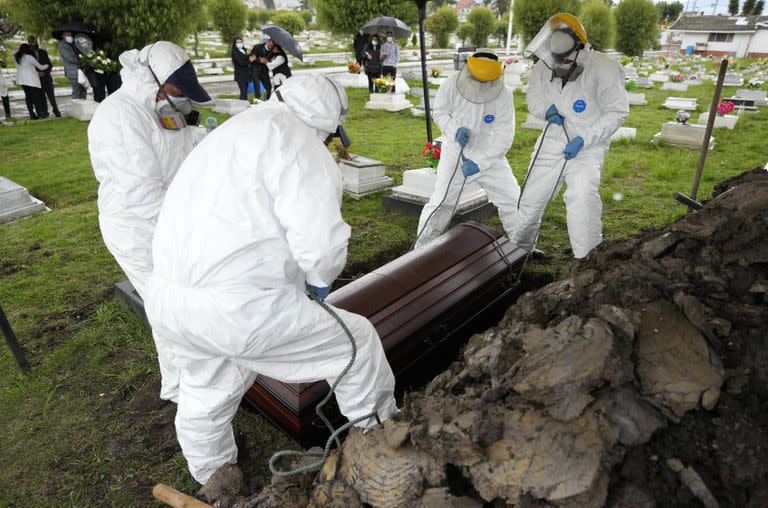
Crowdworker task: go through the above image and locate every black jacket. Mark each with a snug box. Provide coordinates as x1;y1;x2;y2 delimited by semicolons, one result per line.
231;46;251;82
363;42;382;74
249;43;269;76
33;47;53;79
269;46;292;79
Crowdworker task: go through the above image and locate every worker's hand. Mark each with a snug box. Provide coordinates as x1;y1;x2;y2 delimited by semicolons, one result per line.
545;104;564;126
562;136;584;160
461;158;479;178
306;284;331;301
455;127;470;148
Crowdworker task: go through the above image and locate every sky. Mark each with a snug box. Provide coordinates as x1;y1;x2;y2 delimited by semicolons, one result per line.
666;0;732;16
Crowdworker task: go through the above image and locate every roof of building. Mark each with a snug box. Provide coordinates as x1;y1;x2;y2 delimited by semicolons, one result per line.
455;0;478;11
671;15;768;32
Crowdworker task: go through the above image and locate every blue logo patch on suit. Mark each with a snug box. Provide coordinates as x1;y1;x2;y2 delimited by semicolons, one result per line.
484;114;495;124
573;100;587;113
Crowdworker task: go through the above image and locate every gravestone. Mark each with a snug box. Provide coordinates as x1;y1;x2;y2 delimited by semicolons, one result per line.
650;72;669;83
661;82;689;92
65;99;99;121
734;89;767;106
203;67;224;75
212;99;250;115
663;97;698;110
697;112;739;129
381;167;495;222
115;280;147;325
611;127;637;142
637;77;654;88
723;97;757;111
627;92;647;106
683;79;702;86
722;73;744;86
653;122;715;150
428;77;448;86
364;92;412;112
0;177;47;224
337;155;394;198
521;114;547;130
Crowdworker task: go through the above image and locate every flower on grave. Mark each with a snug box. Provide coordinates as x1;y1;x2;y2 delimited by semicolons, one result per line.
430;67;442;78
421;141;441;171
505;56;515;65
676;109;691;124
688;74;699;80
347;62;361;74
716;101;735;116
670;72;685;82
624;80;638;92
374;75;395;93
412;50;418;56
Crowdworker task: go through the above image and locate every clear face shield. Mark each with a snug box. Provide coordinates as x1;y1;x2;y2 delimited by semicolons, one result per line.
456;52;505;104
524;13;588;84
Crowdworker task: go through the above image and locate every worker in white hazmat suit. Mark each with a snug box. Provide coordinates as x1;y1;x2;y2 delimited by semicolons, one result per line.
144;75;398;486
88;41;211;403
414;52;520;249
509;13;629;258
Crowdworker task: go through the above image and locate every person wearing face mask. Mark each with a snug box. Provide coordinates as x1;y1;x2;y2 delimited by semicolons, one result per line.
509;13;628;259
55;31;87;99
260;40;292;90
363;34;383;93
143;75;397;493
88;41;211;405
381;31;400;93
230;36;252;101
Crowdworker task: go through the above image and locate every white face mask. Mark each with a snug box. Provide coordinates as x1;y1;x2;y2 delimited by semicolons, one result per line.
64;36;74;44
156;95;192;116
387;37;393;43
371;40;378;46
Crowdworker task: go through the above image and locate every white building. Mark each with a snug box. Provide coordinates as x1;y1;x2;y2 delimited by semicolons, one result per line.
669;14;768;58
455;0;479;23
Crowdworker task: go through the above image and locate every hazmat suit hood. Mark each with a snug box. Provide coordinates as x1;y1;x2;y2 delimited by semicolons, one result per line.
271;75;349;143
118;49;159;109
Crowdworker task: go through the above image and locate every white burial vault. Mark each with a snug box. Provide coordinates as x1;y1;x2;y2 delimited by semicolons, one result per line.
653;122;715;150
0;176;48;224
365;92;412;112
389;167;488;212
337;155;394;198
65;99;99;121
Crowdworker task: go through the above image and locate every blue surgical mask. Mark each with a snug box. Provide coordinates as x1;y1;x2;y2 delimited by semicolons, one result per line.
236;43;244;49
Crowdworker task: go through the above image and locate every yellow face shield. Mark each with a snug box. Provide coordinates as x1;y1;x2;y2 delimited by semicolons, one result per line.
466;55;504;82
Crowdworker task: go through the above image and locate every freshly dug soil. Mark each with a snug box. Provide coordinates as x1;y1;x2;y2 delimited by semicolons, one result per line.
227;168;768;507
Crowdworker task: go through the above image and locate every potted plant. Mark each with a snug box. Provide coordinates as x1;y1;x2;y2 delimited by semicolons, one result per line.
334;142;356;162
421;141;441;173
347;62;361;74
624;80;638;92
669;72;685;83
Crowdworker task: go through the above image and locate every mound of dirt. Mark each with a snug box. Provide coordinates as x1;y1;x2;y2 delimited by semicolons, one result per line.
234;169;768;507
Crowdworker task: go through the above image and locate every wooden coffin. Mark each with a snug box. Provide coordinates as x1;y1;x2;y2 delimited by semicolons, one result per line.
244;222;527;445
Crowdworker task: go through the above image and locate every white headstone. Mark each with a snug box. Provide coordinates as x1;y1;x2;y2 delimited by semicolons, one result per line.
611;127;637;142
652;122;715;150
521;114;547;130
734;89;767;106
637;77;654;88
364;92;412;112
661;82;689;92
389;167;488;212
627;92;647;106
697;112;739;129
212;99;250;115
65;99;99;121
682;79;702;86
663;97;698;110
723;73;744;86
650;72;669;83
203;67;224;75
0;177;47;224
337;155;394;198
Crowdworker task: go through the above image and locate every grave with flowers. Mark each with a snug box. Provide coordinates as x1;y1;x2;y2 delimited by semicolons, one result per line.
697;101;739;130
653;109;715;150
624;80;646;106
333;143;393;199
364;76;413;112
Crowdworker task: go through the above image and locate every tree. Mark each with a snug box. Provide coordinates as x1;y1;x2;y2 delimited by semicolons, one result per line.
482;0;506;16
513;0;581;46
6;0;204;55
729;0;740;14
208;0;247;43
580;0;614;51
272;12;306;35
426;6;459;48
467;6;496;47
494;14;510;46
742;0;756;13
615;0;659;56
456;23;475;46
755;0;765;14
656;1;683;22
247;10;260;31
312;0;417;36
191;0;210;57
298;10;313;25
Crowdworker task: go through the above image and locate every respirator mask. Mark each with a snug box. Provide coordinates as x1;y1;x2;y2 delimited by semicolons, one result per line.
524;13;588;87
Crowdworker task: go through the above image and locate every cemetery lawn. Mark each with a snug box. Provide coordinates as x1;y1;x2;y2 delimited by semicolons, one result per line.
1;80;767;506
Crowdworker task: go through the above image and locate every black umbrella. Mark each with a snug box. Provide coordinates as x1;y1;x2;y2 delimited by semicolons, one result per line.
261;24;304;62
361;16;411;39
51;20;98;41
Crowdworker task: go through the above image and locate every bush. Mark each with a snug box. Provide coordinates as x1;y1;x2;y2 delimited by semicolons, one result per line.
580;0;614;51
247;10;260;31
426;6;459;49
615;0;659;56
313;0;417;36
513;0;581;46
209;0;248;44
272;11;306;35
467;6;496;47
298;10;313;25
456;23;475;46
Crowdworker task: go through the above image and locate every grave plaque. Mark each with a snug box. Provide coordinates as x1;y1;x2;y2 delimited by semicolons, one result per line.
65;99;99;121
364;92;412;112
337;155;394;198
697;112;738;129
652;122;715;150
663;97;698;110
0;177;47;224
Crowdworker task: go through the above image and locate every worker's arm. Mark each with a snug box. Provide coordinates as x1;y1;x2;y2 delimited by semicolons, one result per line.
525;61;550;120
578;62;629;147
432;75;461;142
269;144;350;287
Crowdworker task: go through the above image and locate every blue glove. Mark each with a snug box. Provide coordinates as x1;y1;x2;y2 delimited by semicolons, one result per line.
545;104;564;126
306;284;331;301
461;158;479;177
563;136;584;160
455;127;470;148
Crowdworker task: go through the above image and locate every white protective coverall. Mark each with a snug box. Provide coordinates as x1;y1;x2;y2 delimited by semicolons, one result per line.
144;75;398;484
415;72;520;249
88;45;196;402
510;50;628;258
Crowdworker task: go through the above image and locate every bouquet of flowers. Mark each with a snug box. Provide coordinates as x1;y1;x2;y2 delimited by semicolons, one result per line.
79;50;118;74
347;62;361;74
676;109;691;124
669;72;685;82
430;67;442;78
374;75;395;93
624;80;638;92
421;140;441;172
716;101;735;116
505;56;516;65
688;73;699;81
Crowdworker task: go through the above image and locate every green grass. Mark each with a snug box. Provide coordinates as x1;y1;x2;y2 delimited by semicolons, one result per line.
0;77;766;506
